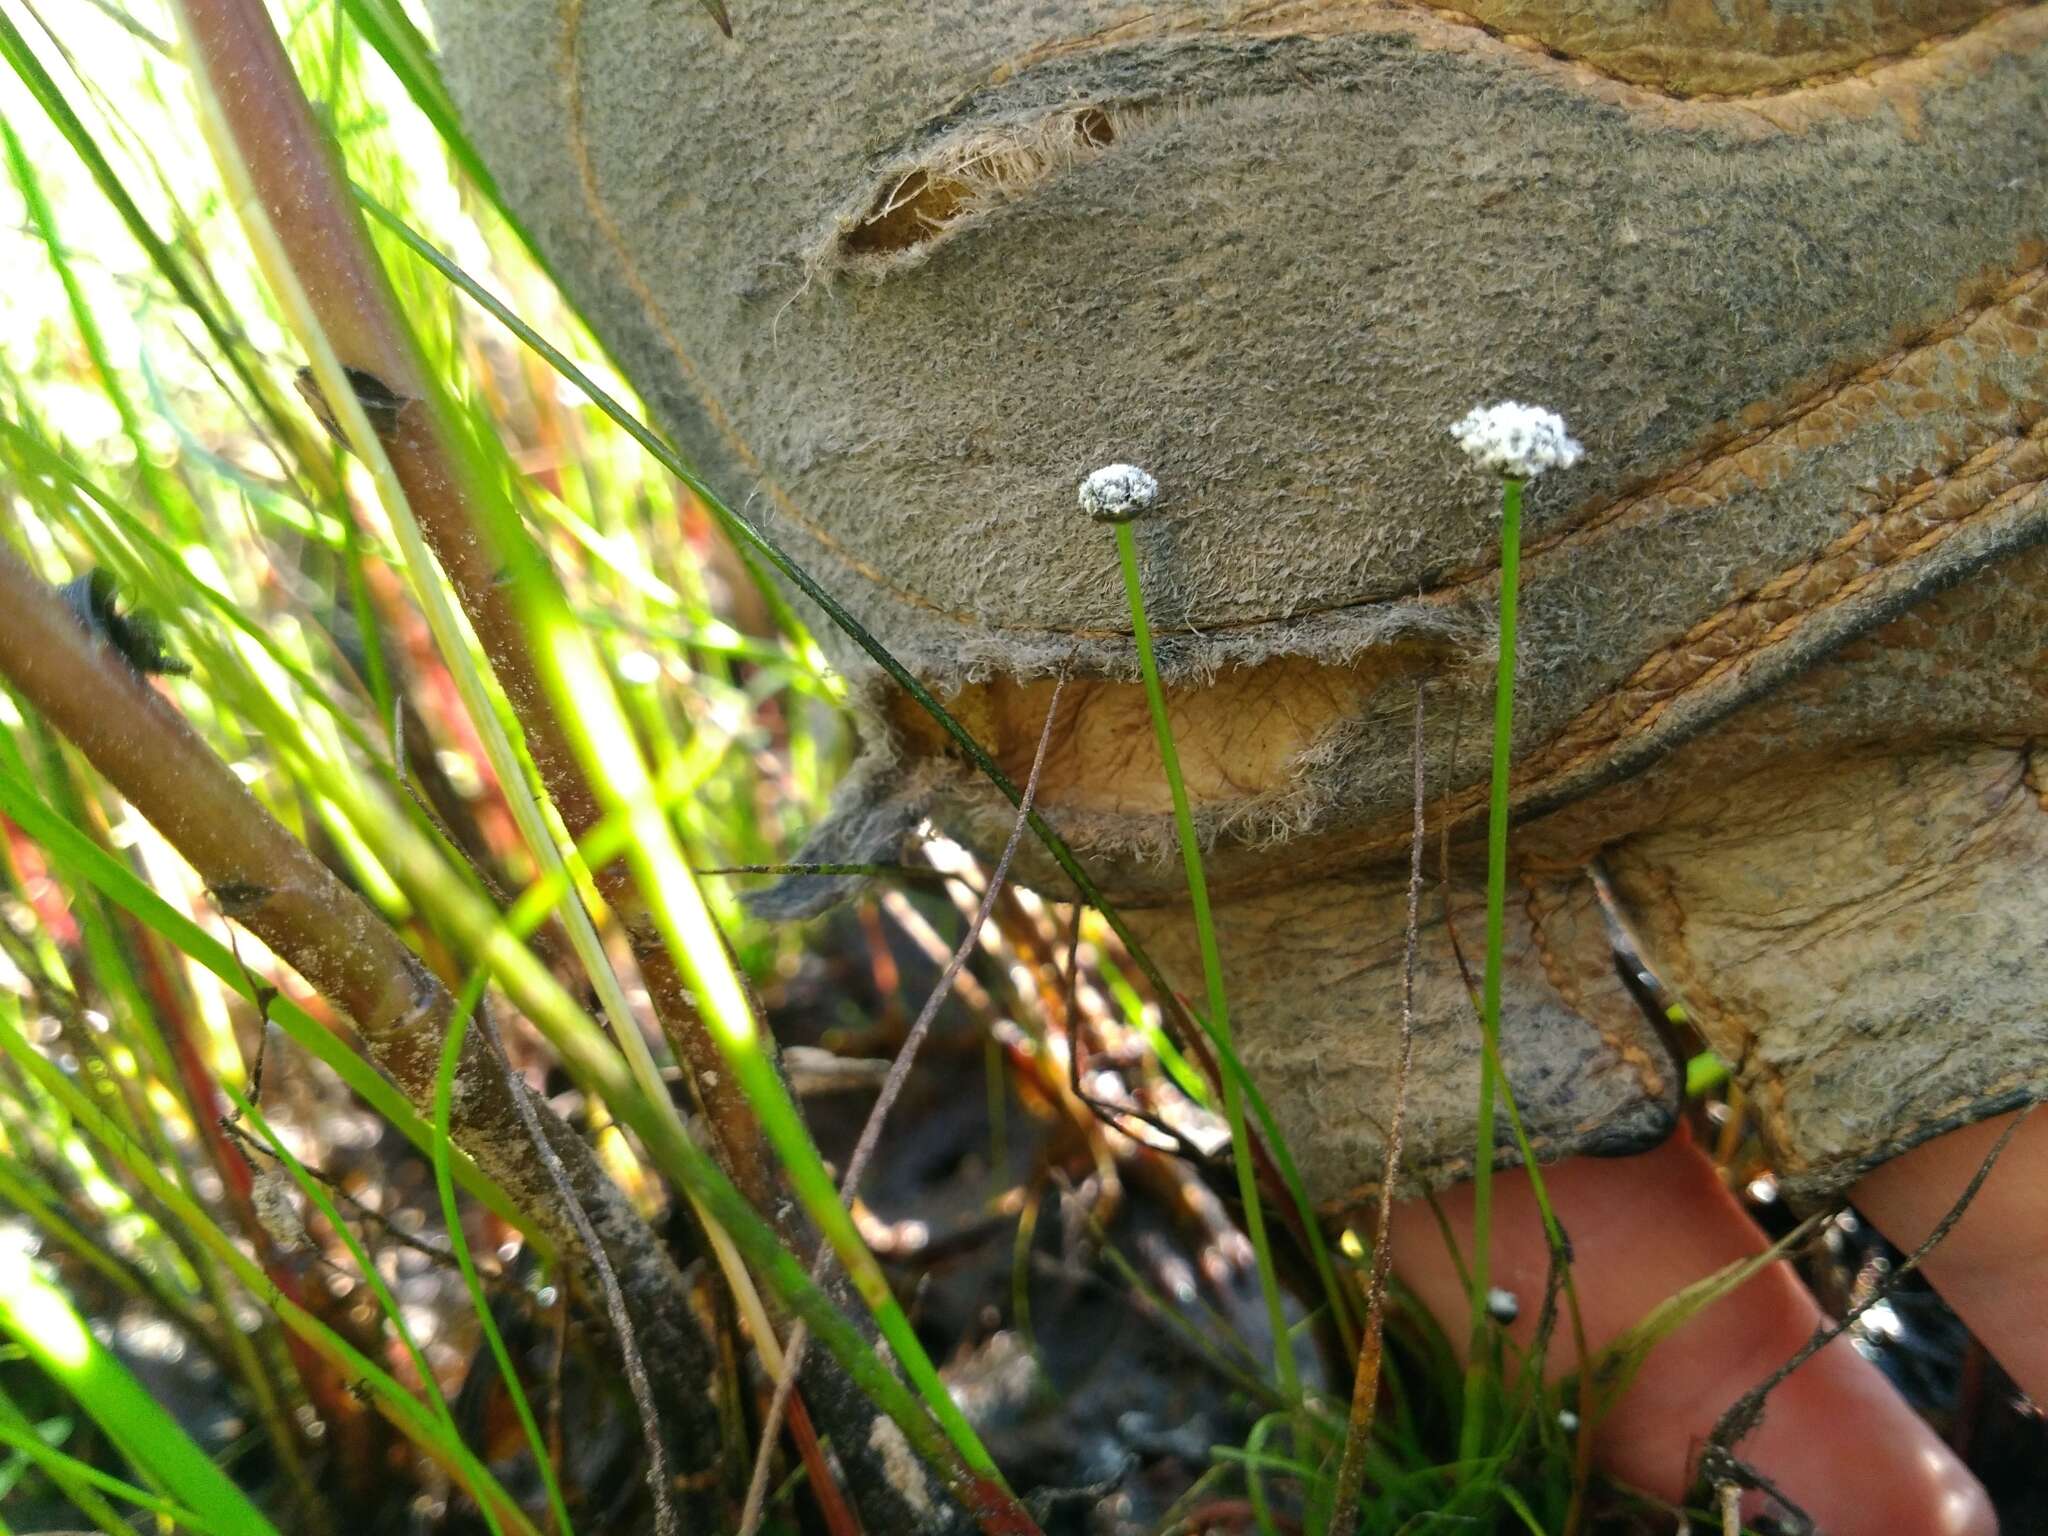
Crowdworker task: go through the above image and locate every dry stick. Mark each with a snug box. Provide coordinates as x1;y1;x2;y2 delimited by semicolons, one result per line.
1064;908;1224;1173
475;1000;676;1536
216;932;484;1279
0;545;727;1522
701;862;959;883
1699;1106;2033;1529
1717;1481;1743;1536
1328;685;1428;1530
737;680;1066;1536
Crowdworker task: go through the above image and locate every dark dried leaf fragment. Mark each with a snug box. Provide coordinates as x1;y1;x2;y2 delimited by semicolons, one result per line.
294;364;412;449
208;878;274;916
60;569;190;677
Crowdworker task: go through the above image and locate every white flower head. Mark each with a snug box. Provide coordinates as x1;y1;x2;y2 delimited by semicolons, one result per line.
1078;462;1160;523
1450;401;1584;481
1484;1285;1520;1325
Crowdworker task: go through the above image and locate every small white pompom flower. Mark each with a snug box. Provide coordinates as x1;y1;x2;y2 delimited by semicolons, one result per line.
1078;462;1160;523
1450;402;1584;480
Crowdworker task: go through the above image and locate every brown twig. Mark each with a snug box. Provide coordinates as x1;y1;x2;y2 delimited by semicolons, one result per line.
219;1118;499;1280
736;680;1064;1536
1328;684;1427;1528
701;861;959;884
1090;931;1304;1240
475;998;676;1536
1063;908;1226;1171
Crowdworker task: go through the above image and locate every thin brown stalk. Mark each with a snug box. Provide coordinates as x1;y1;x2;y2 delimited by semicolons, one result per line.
1718;1480;1743;1536
1064;908;1225;1171
0;544;726;1521
222;1123;486;1278
476;999;676;1536
737;681;1065;1536
1701;1106;2032;1513
1094;927;1304;1252
1327;684;1426;1530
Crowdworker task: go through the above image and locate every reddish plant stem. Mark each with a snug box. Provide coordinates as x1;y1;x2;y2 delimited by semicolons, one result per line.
1328;686;1427;1529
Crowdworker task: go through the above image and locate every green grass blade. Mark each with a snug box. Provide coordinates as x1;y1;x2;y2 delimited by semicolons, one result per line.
433;971;577;1536
510;552;1013;1489
0;1414;215;1534
274;701;1033;1519
0;114;191;538
336;0;526;255
231;1095;461;1435
0;1001;543;1536
0;1243;282;1536
0;1379;136;1536
0;8;303;456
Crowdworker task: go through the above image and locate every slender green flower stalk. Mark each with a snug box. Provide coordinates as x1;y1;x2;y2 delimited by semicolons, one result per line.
1466;471;1522;1391
1448;401;1584;1464
1084;463;1301;1403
